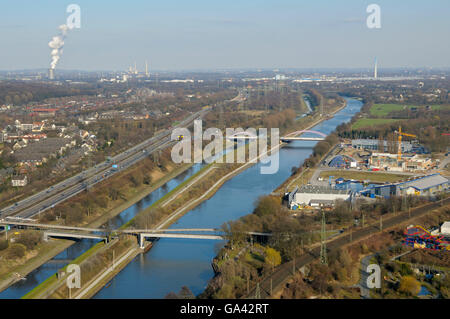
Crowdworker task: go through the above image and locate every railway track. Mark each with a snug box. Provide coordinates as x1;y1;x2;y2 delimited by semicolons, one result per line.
246;196;450;299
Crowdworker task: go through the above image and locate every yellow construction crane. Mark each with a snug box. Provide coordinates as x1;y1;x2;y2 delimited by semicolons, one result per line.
395;126;417;162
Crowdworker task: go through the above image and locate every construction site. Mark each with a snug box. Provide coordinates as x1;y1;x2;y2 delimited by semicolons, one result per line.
337;126;442;173
286;125;450;211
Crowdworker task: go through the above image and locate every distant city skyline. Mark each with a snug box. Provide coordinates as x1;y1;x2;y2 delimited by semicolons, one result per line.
1;0;449;71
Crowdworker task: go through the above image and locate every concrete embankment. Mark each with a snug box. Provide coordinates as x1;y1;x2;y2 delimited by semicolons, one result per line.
31;99;349;299
0;163;193;295
74;244;148;299
72;102;351;298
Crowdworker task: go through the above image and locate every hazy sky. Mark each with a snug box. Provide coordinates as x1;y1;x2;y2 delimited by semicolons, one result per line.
1;0;449;71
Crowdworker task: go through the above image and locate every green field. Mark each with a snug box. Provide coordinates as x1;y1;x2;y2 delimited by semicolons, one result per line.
370;103;448;117
352;118;401;129
352;103;449;129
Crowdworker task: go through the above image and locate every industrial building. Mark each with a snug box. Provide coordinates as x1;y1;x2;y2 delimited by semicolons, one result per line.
361;173;449;198
441;222;450;236
398;174;449;196
288;185;352;210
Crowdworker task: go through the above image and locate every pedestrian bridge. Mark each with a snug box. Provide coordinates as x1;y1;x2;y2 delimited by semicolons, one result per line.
280;130;326;142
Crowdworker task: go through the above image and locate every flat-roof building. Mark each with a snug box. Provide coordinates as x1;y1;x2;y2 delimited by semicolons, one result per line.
362;173;449;198
352;139;413;153
289;185;351;210
441;222;450;236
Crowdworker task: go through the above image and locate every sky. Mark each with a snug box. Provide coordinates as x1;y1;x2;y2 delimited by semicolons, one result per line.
0;0;449;71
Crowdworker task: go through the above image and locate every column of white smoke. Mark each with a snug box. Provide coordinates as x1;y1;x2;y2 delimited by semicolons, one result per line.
48;24;69;70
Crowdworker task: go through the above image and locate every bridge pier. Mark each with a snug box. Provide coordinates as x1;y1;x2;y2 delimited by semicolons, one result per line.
43;231;108;242
139;234;145;249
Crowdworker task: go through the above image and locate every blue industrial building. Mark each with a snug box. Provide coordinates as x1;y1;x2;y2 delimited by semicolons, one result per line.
361;174;449;198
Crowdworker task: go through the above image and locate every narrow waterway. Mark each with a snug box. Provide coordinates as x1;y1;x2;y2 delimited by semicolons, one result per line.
0;164;204;299
93;97;363;298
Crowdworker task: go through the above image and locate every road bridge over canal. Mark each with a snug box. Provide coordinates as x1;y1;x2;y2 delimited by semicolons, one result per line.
0;221;271;248
227;130;326;142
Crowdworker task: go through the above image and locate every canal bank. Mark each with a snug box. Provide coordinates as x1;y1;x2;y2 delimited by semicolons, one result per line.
0;162;201;298
6;96;355;299
92;97;363;299
60;98;349;299
23;141;253;299
32;140;282;298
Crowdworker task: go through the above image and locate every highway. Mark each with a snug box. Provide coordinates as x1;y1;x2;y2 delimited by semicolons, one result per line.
0;108;210;220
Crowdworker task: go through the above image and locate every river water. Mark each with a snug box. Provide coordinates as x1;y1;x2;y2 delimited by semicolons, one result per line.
0;164;204;299
93;97;363;298
0;97;362;299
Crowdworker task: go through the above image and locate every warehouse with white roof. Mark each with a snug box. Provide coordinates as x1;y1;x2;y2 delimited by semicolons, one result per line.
441;222;450;236
362;173;449;198
397;174;449;196
289;185;351;210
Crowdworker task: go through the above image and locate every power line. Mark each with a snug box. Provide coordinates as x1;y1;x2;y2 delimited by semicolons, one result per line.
320;210;328;265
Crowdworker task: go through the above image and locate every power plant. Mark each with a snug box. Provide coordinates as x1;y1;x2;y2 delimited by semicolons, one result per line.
127;61;150;78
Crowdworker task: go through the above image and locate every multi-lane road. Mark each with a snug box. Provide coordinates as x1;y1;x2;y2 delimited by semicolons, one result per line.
0;108;209;220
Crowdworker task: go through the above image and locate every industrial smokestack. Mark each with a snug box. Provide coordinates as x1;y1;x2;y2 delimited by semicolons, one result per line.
49;68;55;80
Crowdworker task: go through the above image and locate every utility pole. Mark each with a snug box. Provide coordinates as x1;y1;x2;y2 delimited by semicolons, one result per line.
255;283;261;299
380;215;383;232
402;194;408;212
320;211;328;265
320;95;324;117
292;256;295;275
270;278;273;296
362;213;365;228
246;270;250;294
219;105;224;129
